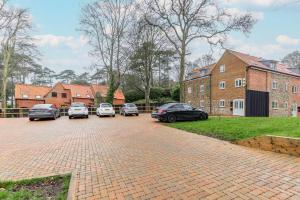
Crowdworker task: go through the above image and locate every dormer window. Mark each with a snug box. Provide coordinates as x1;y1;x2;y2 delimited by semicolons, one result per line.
76;93;81;97
270;63;276;70
22;94;28;99
86;94;90;98
35;95;41;99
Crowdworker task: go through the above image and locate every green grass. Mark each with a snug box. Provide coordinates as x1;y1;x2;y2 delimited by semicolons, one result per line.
0;174;71;200
168;117;300;142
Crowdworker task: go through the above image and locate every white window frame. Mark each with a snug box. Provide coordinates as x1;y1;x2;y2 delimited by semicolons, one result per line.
188;87;192;94
219;81;226;89
285;83;289;92
22;94;28;99
235;78;243;88
272;80;278;90
35;95;41;99
200;85;204;93
76;93;81;97
219;100;225;108
272;101;278;110
220;64;225;73
292;86;298;94
284;102;288;109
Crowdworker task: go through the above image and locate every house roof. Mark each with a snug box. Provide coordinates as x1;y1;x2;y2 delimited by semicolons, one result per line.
15;84;51;100
186;63;216;80
91;84;125;100
227;50;299;76
61;83;94;99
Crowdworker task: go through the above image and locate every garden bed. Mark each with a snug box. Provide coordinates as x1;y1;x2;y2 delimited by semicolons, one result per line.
0;174;71;200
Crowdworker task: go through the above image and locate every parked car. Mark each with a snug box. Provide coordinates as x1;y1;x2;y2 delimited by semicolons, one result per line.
29;104;60;121
120;103;139;116
151;103;208;123
96;103;115;117
68;102;89;119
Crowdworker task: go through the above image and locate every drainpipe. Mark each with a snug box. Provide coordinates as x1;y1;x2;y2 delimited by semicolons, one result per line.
209;74;212;114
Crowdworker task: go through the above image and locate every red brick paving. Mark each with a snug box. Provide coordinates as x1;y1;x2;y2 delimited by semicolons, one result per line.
0;115;299;199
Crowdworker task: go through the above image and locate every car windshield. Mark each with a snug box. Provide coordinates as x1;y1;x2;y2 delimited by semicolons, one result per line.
32;104;52;109
126;104;136;108
71;103;85;107
159;103;177;109
101;103;112;108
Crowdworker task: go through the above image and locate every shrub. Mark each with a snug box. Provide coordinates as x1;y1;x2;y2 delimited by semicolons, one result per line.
171;85;180;102
125;90;144;103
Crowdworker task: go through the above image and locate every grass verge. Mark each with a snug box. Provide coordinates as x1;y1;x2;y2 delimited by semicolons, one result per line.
0;174;71;200
168;117;300;142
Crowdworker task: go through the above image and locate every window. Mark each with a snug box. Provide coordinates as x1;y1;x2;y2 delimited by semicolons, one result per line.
35;95;41;99
183;104;193;110
235;78;242;88
270;63;276;70
285;83;289;92
220;64;225;73
200;100;204;108
86;94;91;98
76;93;81;97
292;86;298;93
219;81;226;89
188;87;192;94
272;101;278;110
219;100;225;108
61;93;67;98
52;92;57;97
272;81;278;90
200;85;204;92
284;102;288;109
22;94;28;99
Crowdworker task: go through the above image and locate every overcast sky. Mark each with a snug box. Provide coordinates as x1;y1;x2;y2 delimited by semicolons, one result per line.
10;0;300;73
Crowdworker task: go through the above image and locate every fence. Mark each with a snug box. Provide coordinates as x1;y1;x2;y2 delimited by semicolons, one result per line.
0;103;164;118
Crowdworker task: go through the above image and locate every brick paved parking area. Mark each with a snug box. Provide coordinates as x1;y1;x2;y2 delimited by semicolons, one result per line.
0;115;299;200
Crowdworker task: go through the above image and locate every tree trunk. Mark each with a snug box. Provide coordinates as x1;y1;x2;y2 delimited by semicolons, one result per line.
179;47;186;103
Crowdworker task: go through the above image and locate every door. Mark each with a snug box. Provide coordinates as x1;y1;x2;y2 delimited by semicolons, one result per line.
233;99;245;116
292;103;297;117
246;90;269;117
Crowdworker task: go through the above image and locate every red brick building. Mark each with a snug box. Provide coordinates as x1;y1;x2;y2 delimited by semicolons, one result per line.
15;84;51;108
185;50;300;117
15;83;125;108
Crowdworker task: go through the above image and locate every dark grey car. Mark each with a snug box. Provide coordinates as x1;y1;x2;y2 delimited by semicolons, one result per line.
29;104;60;121
120;103;139;116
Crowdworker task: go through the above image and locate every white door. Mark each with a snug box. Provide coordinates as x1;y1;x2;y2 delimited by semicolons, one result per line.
233;99;245;116
292;103;297;117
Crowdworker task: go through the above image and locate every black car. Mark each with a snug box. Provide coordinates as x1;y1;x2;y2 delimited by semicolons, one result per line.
29;104;60;121
151;103;208;123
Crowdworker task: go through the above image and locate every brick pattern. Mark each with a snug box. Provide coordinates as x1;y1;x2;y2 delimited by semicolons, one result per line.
0;115;300;199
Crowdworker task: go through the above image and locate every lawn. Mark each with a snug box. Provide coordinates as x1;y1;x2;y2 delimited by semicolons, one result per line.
0;174;71;200
168;117;300;142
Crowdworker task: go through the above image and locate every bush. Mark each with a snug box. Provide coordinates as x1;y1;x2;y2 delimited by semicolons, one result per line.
125;90;144;103
150;87;171;100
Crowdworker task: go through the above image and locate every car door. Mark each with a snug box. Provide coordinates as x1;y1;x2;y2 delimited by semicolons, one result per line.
169;104;185;120
182;104;197;120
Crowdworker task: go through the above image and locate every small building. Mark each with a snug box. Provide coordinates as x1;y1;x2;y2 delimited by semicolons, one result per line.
185;50;300;117
15;83;126;108
15;84;51;108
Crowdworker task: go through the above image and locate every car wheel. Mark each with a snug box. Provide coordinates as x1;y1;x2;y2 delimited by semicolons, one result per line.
136;113;139;116
29;118;34;121
167;114;176;123
86;115;89;118
69;116;72;119
112;114;115;117
124;112;127;116
52;115;56;120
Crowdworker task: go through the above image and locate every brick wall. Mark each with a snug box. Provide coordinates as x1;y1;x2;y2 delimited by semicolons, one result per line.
73;98;94;106
16;99;45;108
211;51;247;115
184;76;211;114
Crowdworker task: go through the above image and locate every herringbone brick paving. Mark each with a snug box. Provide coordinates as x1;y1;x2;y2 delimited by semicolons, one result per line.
0;115;299;199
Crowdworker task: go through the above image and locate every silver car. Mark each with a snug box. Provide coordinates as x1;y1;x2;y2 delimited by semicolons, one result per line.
120;103;139;116
68;102;89;119
29;104;60;121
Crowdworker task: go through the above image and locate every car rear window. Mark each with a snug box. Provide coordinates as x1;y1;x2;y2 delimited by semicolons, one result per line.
126;104;136;107
32;104;52;109
101;103;112;108
71;103;86;107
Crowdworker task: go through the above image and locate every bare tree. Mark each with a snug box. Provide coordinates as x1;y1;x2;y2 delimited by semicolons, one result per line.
80;0;135;104
1;6;37;110
145;0;256;101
